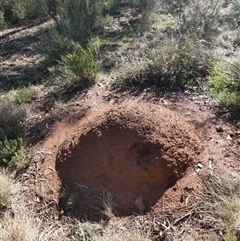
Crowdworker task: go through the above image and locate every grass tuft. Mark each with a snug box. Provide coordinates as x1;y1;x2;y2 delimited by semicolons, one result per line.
0;168;13;208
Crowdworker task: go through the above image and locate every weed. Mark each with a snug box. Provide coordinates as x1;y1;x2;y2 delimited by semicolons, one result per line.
91;219;151;241
59;187;80;213
97;190;116;219
72;222;102;241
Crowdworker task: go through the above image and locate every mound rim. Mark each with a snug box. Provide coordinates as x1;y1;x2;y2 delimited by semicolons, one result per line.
43;101;203;220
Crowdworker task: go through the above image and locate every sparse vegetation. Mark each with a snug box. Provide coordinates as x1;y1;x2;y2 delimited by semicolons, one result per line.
1;0;240;240
116;34;213;91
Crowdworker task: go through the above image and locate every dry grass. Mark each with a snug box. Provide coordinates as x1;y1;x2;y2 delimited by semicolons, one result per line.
0;168;13;208
98;190;116;219
73;219;151;241
91;219;151;241
194;174;240;240
0;183;71;241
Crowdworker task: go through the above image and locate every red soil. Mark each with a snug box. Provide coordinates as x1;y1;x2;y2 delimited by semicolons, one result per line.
41;100;203;220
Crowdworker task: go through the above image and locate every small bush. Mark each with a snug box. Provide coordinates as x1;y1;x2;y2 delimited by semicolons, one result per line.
0;0;43;24
208;61;240;110
59;45;98;87
0;138;32;169
0;99;26;141
161;0;224;40
38;0;100;62
116;35;213;91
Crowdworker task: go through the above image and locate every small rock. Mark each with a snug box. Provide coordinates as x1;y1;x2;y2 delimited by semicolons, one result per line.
230;172;239;179
135;195;145;213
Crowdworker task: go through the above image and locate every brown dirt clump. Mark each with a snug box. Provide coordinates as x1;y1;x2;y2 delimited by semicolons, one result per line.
47;100;203;219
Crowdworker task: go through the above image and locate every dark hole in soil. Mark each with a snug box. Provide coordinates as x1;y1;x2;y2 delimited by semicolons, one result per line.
56;124;189;221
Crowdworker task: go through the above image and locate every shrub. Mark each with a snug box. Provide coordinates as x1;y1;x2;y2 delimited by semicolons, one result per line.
0;99;26;141
161;0;224;40
0;10;7;29
0;99;27;168
208;61;240;110
0;0;43;24
59;45;98;87
14;86;39;104
0;138;33;169
38;0;100;61
116;35;213;91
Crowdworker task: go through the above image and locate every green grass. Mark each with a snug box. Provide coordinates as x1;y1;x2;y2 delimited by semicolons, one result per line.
14;86;39;104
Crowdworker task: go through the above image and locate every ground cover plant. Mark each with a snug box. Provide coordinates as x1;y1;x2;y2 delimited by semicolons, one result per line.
0;0;240;240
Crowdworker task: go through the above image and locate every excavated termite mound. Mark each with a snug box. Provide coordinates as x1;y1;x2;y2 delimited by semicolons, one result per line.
56;102;202;218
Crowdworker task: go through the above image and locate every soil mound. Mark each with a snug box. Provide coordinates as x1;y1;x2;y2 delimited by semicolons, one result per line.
55;101;202;219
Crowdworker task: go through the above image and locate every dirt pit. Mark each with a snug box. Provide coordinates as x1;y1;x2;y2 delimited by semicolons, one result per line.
52;103;201;219
53;101;202;219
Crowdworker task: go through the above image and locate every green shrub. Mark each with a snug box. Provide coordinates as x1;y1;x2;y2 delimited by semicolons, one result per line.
208;61;240;109
37;29;81;62
0;99;26;141
38;0;100;61
0;0;43;24
0;138;33;169
0;138;24;166
14;86;39;104
60;45;98;87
